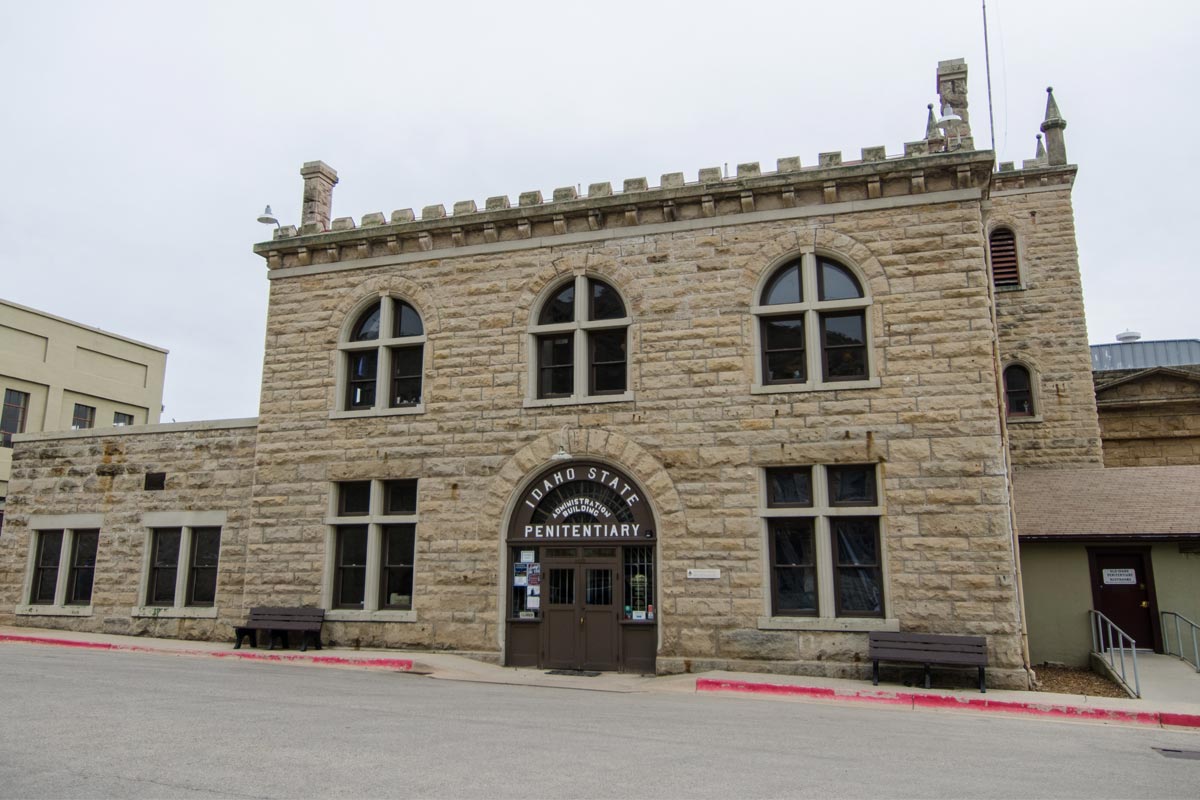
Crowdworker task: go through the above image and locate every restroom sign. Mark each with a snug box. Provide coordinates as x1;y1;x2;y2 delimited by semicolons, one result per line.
1102;568;1137;585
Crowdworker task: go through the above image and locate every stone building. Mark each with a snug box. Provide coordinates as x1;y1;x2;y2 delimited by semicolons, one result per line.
0;299;167;521
0;60;1108;688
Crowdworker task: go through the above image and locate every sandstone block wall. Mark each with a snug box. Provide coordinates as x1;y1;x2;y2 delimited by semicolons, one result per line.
0;422;257;637
1096;372;1200;466
251;195;1027;684
988;177;1103;469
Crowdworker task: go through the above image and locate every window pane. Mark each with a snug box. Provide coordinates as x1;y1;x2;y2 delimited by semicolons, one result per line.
819;259;863;300
68;530;98;606
2;389;30;447
590;330;627;394
540;334;573;367
590;279;626;320
541;367;573;397
335;526;368;609
762;262;802;305
827;466;877;506
822;313;865;347
384;480;417;515
624;546;654;616
776;567;817;613
837;567;883;615
833;518;879;565
190;569;217;607
538;284;575;325
766;352;807;384
763;316;805;350
772;520;814;565
538;333;573;398
547;568;574;605
1004;365;1034;416
766;467;812;507
351;303;381;341
72;404;95;430
391;345;422;407
585;569;612;606
32;531;63;604
381;524;415;610
192;528;221;568
150;529;181;606
339;482;371;516
114;412;134;426
394;300;424;337
347;350;378;409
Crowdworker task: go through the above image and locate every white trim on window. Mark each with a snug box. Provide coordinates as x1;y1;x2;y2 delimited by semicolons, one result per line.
18;519;103;617
333;294;428;418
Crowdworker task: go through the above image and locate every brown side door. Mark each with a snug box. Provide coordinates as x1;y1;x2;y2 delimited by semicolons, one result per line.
1089;549;1159;651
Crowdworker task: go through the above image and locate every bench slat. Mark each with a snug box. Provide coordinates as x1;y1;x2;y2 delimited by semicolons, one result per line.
870;631;985;646
869;646;986;666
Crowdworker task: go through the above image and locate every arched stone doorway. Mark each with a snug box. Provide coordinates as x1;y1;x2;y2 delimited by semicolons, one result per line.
504;460;657;673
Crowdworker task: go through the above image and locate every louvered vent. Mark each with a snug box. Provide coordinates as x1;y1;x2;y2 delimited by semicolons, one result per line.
989;228;1020;286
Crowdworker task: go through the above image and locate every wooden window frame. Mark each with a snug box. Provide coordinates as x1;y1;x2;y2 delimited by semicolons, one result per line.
337;297;427;415
1;388;30;447
327;479;420;618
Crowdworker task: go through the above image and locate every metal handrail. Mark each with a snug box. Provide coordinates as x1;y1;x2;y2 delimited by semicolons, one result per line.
1161;611;1200;673
1088;609;1141;698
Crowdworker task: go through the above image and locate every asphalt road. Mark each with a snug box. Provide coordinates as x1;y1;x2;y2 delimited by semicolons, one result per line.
1;644;1197;799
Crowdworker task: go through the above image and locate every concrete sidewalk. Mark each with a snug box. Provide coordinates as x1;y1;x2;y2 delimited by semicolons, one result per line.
3;625;1198;730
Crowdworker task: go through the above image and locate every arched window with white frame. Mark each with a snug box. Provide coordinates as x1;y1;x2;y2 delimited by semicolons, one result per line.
337;297;426;414
527;276;631;404
753;253;875;391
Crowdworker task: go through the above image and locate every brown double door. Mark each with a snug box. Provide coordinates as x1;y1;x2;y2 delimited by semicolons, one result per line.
542;548;620;671
1089;548;1159;651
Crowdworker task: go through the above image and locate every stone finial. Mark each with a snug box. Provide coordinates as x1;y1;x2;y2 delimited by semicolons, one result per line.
588;182;613;197
776;157;801;172
698;167;722;183
1040;86;1068;166
453;200;478;216
623;177;648;193
485;196;511;210
391;209;415;223
300;161;338;230
661;172;685;189
925;104;940;139
736;162;761;178
936;59;973;149
518;191;543;207
818;152;842;167
552;186;578;202
1034;133;1046;162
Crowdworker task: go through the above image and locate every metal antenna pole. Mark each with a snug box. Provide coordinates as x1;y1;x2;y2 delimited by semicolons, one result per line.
983;0;997;154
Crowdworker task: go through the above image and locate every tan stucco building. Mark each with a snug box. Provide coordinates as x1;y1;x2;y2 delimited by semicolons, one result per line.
0;299;167;515
3;59;1158;689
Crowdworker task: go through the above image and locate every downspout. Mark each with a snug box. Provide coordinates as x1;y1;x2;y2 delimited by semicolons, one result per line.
980;198;1034;687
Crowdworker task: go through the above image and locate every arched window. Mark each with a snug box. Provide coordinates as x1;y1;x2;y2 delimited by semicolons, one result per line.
339;297;425;413
754;254;873;389
989;227;1020;288
1003;364;1035;418
529;276;630;403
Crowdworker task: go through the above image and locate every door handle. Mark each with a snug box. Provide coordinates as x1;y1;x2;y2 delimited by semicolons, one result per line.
1140;601;1149;609
580;616;584;626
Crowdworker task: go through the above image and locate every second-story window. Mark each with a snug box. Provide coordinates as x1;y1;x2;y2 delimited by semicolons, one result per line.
754;254;874;390
529;276;631;404
338;298;426;414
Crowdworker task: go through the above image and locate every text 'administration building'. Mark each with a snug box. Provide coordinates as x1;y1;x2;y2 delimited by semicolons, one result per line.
0;60;1099;688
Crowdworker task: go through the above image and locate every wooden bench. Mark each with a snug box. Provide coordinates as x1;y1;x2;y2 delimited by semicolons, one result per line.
234;607;324;652
869;631;988;693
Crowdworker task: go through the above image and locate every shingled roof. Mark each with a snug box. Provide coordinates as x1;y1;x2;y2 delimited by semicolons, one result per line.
1013;466;1200;539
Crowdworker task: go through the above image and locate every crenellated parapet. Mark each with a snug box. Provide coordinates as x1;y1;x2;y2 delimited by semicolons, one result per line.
253;147;996;270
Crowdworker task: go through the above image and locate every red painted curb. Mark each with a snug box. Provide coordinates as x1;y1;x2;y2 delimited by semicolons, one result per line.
695;677;1200;728
0;633;413;672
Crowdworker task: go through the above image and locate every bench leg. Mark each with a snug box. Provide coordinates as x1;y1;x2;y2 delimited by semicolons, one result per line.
979;666;986;693
234;628;255;649
924;664;931;690
300;632;310;653
872;660;879;686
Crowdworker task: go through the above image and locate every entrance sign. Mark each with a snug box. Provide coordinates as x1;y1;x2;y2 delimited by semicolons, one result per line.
1102;568;1137;585
508;461;655;542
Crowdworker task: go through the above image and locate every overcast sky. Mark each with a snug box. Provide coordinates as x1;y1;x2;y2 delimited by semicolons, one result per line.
3;1;1197;423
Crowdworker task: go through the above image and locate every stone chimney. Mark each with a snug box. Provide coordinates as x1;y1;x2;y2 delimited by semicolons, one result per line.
936;58;974;150
300;161;339;233
1040;87;1068;166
